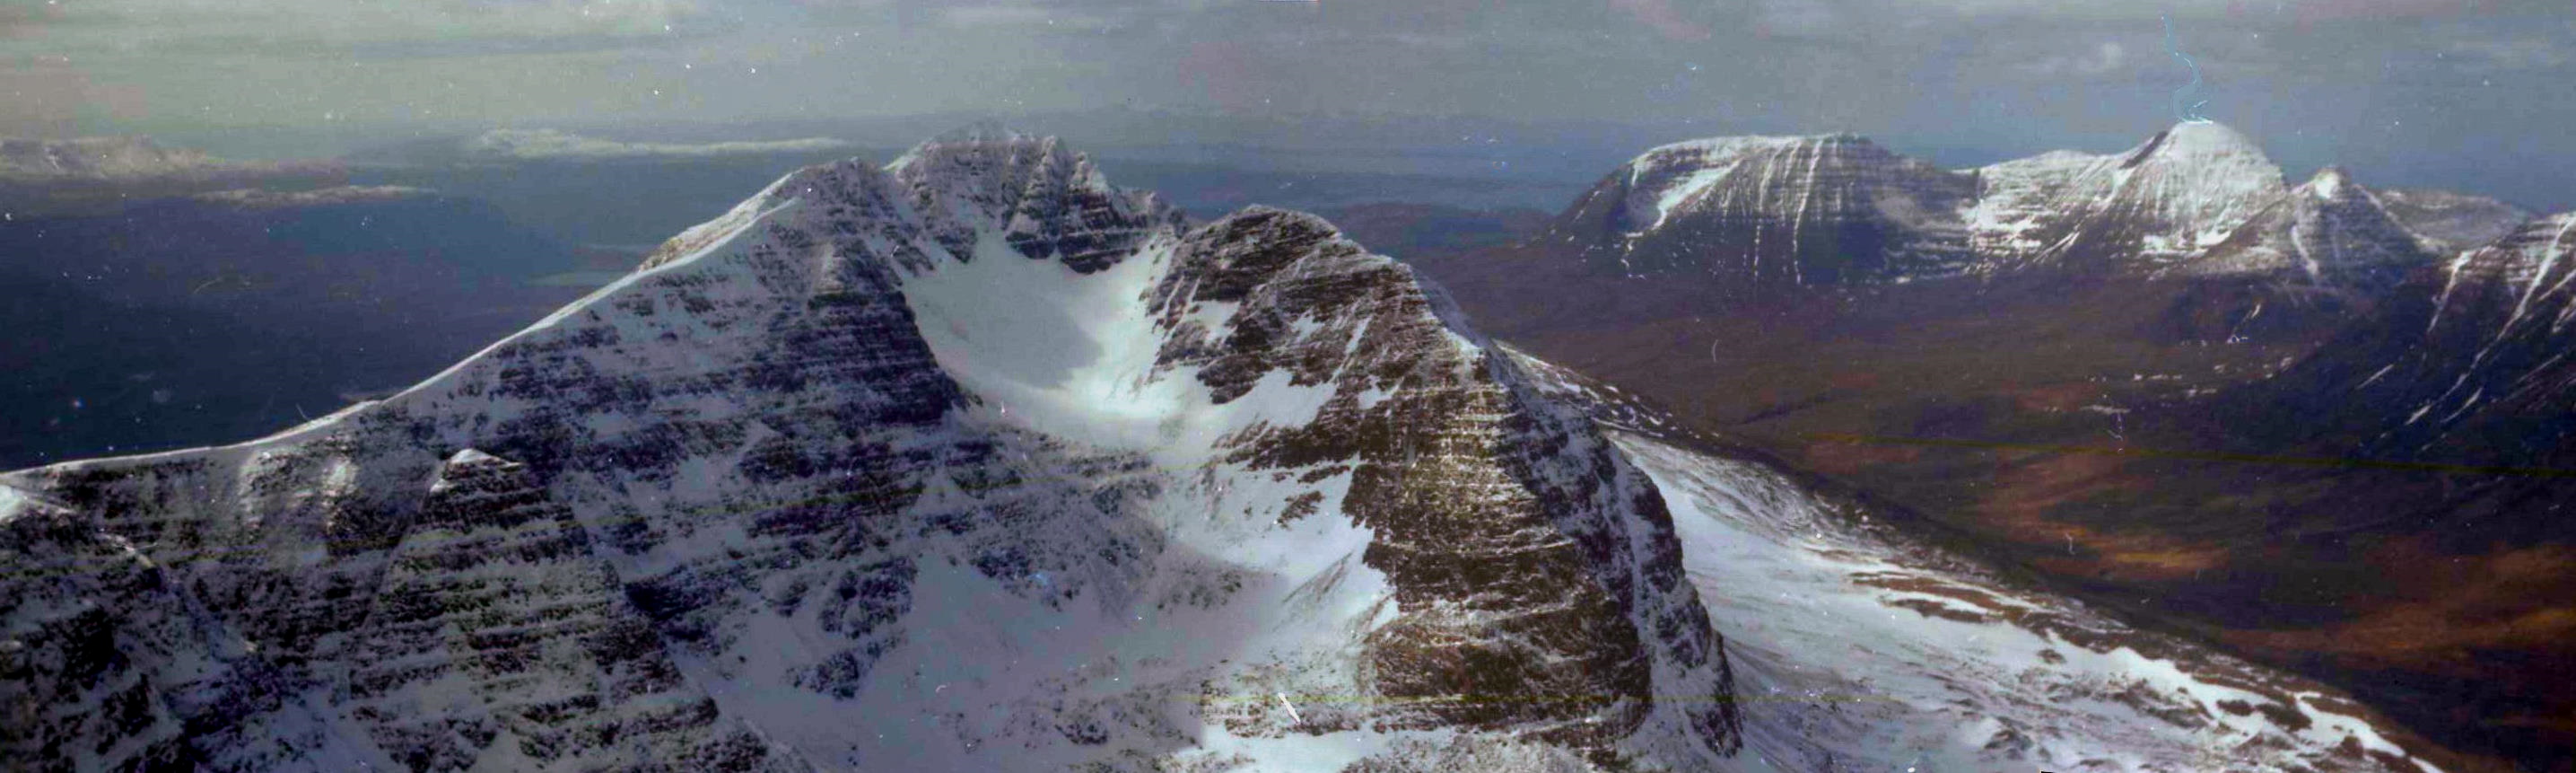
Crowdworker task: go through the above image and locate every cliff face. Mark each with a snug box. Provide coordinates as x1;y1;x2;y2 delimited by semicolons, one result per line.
0;130;1742;771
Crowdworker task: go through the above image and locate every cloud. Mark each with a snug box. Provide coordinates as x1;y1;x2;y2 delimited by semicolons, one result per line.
2443;36;2572;71
463;128;857;160
0;57;152;136
5;0;711;57
1762;0;2549;28
2016;40;2128;76
938;4;1128;29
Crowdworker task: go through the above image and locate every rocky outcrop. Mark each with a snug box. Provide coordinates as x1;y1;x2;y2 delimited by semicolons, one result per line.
1152;208;1738;753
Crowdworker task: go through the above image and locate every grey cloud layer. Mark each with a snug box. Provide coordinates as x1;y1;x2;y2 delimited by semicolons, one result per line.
1;0;2568;206
464;128;855;160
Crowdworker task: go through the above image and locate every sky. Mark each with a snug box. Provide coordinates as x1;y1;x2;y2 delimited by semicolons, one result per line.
4;0;2573;207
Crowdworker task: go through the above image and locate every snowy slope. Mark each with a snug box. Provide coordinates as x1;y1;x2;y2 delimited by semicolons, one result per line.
1631;435;2442;773
0;129;1742;771
1507;348;2453;773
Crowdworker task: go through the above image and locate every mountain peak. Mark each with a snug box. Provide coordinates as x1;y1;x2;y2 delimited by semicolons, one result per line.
2164;119;2258;148
2126;121;2270;168
2179;159;2429;284
883;130;1177;272
886;122;1065;177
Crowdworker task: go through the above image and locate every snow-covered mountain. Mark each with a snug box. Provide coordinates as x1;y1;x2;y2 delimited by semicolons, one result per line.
1969;121;2289;270
1541;121;2508;294
2179;166;2427;285
0;127;1738;771
0;127;2454;771
2129;164;2451;343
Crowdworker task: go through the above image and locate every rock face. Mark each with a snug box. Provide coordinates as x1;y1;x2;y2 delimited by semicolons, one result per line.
0;130;1743;770
1542;121;2493;295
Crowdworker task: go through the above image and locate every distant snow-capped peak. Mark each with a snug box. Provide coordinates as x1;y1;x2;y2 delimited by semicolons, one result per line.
1544;131;1977;285
1543;121;2505;289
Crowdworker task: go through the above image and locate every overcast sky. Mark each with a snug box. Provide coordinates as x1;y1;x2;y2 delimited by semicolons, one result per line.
4;0;2572;206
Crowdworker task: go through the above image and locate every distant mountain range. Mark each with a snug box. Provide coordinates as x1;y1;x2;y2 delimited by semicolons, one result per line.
1541;122;2523;292
0;136;350;218
0;136;289;181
